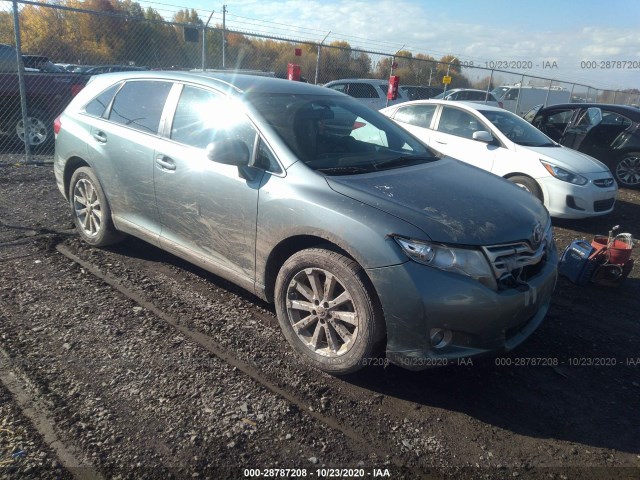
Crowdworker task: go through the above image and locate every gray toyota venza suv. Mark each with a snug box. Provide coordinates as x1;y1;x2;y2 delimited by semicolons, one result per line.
54;72;558;374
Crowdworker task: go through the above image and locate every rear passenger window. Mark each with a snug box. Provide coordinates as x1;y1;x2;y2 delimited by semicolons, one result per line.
109;80;172;134
394;105;437;128
327;83;347;94
84;83;121;118
347;83;379;99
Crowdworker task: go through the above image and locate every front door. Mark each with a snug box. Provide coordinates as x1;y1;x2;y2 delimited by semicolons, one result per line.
430;105;496;172
153;84;265;280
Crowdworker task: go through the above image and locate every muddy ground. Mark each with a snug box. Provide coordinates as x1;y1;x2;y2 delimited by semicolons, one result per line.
1;152;639;480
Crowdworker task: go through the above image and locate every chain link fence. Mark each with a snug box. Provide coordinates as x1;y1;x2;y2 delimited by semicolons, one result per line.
2;0;639;161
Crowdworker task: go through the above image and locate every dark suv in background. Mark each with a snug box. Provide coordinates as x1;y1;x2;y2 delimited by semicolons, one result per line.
525;103;640;188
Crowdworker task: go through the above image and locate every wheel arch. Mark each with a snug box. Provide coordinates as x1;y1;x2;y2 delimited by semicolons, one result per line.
63;156;91;200
503;172;545;204
262;235;354;303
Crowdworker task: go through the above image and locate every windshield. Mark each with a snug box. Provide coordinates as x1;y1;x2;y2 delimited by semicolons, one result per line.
477;109;557;147
247;93;436;174
491;86;510;99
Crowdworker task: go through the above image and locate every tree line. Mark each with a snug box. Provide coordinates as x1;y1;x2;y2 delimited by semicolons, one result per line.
0;0;477;87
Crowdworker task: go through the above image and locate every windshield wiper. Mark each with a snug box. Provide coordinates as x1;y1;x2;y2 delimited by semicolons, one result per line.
318;166;374;175
373;155;436;170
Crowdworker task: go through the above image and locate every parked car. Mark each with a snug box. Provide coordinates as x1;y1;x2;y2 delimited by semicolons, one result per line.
492;86;571;116
0;44;89;148
399;85;442;100
54;71;557;374
78;65;148;75
380;100;617;218
323;78;408;110
432;88;503;108
525;103;640;188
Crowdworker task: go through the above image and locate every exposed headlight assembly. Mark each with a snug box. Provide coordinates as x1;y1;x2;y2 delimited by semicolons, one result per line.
393;236;497;290
540;160;588;186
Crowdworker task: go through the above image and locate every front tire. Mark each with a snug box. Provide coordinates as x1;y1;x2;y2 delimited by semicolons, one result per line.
69;167;123;247
275;248;384;375
613;152;640;188
509;175;543;203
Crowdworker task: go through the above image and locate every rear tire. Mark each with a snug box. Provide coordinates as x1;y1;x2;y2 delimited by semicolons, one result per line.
69;167;123;247
275;248;385;375
509;175;543;203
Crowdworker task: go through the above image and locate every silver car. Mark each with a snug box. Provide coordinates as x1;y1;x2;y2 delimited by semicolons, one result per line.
54;71;557;374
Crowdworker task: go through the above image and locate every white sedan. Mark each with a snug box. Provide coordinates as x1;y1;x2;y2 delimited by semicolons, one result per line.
380;100;618;219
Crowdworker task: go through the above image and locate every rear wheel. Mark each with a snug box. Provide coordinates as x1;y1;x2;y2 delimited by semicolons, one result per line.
613;152;640;188
275;248;384;375
69;167;123;247
508;175;543;203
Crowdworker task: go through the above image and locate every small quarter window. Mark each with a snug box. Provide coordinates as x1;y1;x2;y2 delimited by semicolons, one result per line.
84;83;121;118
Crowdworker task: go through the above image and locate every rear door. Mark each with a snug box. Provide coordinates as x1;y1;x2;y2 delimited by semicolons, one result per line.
389;103;438;143
531;107;576;142
559;107;602;150
88;79;173;238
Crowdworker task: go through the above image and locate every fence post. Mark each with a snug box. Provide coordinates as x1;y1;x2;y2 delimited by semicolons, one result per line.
12;0;31;162
484;69;494;104
569;84;575;103
514;74;525;116
315;31;330;85
613;90;618;105
201;26;206;70
543;80;552;107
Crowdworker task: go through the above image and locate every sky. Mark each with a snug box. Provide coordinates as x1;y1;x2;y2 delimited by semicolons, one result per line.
137;0;640;90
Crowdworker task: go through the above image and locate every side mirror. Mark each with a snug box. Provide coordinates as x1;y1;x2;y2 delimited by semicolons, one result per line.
206;139;250;166
472;130;493;143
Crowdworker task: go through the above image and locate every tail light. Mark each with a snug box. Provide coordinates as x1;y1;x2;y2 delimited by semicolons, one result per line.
54;116;61;135
70;83;84;97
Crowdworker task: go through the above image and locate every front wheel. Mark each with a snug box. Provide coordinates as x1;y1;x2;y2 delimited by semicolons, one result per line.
508;175;543;203
69;167;124;247
275;248;385;375
613;152;640;188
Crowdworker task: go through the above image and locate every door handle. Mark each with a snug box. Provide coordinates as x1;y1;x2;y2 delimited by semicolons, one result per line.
155;155;176;171
92;131;107;143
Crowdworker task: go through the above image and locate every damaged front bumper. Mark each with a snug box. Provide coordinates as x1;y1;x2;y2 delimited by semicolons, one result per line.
366;245;558;370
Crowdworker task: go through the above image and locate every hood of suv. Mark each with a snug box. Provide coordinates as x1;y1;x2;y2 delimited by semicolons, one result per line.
326;158;549;246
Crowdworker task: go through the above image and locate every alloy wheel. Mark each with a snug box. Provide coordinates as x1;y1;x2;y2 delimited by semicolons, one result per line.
73;178;102;237
16;116;48;146
616;155;640;187
286;267;359;357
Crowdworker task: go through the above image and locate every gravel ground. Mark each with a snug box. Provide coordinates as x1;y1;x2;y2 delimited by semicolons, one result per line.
1;155;640;479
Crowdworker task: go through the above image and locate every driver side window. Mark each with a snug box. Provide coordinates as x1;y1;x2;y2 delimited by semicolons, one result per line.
170;85;257;157
437;107;487;139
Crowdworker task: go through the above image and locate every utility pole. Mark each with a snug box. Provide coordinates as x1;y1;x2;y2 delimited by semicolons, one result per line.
222;4;227;69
